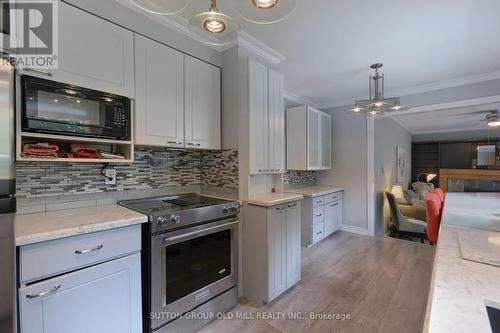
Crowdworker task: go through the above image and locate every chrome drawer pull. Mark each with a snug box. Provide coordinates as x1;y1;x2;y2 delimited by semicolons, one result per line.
24;67;53;77
288;203;297;208
167;141;179;144
26;285;61;299
330;203;338;207
276;206;286;211
75;244;103;255
316;232;322;235
316;214;323;217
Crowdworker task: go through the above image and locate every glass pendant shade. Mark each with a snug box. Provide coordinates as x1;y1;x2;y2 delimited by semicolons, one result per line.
189;0;240;46
128;0;188;15
233;0;296;24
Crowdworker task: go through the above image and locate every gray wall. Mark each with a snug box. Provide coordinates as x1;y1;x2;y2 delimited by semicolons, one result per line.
316;109;368;229
373;118;412;235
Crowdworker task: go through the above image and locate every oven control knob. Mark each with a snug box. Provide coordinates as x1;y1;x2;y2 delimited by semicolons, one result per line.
230;204;240;213
170;215;181;224
157;216;169;227
223;207;229;214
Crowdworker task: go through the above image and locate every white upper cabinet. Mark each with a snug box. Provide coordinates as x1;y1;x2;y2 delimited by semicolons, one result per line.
268;69;285;173
249;60;270;174
24;2;135;97
134;35;221;149
287;106;332;170
248;59;285;175
134;34;184;147
320;112;332;169
185;56;221;150
307;109;320;169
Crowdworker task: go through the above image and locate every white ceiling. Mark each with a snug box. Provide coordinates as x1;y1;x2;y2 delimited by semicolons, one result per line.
391;103;500;135
170;0;500;108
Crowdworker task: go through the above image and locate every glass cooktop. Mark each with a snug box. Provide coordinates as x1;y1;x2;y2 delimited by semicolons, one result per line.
119;194;231;215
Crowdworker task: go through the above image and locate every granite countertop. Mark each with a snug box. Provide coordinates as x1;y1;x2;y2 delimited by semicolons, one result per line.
285;185;344;198
424;193;500;333
15;204;148;246
247;192;304;207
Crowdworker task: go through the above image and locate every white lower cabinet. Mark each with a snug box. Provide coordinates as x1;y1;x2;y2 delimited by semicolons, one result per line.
243;201;301;304
18;225;142;333
301;191;343;247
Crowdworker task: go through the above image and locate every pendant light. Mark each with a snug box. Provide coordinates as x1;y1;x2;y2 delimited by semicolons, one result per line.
189;0;240;46
128;0;188;15
233;0;296;24
351;63;408;116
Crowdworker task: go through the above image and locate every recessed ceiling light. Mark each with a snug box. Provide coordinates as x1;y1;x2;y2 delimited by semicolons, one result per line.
252;0;278;9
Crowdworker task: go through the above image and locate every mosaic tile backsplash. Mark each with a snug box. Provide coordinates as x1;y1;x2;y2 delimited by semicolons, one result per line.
16;147;239;198
282;170;316;185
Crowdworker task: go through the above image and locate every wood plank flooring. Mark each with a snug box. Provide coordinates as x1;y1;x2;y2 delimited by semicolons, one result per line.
200;231;435;333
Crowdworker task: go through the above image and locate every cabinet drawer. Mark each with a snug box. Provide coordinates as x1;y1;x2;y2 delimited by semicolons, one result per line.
312;223;324;244
18;253;142;333
312;197;325;207
20;225;141;283
324;192;343;204
313;206;325;224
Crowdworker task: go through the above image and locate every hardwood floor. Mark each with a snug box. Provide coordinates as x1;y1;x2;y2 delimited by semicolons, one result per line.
200;231;435;333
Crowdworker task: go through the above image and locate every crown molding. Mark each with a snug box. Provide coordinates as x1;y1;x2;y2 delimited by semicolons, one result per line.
116;0;285;63
411;126;492;136
284;90;318;109
319;70;500;110
237;31;286;65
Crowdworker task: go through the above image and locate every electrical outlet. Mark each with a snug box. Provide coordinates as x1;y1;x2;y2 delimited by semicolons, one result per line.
105;169;117;185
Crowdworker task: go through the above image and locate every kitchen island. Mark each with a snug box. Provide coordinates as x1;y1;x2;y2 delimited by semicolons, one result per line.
424;193;500;333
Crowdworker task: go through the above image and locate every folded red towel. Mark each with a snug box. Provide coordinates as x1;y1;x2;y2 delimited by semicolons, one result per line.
21;143;59;158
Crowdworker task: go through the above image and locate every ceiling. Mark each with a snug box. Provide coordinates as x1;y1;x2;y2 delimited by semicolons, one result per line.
391;103;500;135
168;0;500;108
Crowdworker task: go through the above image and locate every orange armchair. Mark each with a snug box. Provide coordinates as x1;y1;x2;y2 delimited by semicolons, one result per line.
425;192;443;245
433;188;445;203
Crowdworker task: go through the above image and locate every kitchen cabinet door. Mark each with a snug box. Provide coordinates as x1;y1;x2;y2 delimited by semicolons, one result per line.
286;203;301;288
307;108;320;170
267;206;287;302
24;2;134;97
268;69;285;173
19;253;142;333
134;34;184;147
184;56;221;150
324;200;342;236
249;60;269;175
320;112;332;169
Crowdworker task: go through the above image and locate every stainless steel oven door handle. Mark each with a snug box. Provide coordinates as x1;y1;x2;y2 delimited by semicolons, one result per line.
162;220;238;245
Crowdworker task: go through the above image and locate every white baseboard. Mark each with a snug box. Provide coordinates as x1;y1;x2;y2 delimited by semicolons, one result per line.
341;224;370;236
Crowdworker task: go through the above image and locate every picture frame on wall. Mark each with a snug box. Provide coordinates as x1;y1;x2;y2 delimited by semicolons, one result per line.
397;146;407;184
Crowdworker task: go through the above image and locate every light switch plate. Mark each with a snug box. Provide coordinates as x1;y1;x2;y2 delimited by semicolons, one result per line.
105;169;117;185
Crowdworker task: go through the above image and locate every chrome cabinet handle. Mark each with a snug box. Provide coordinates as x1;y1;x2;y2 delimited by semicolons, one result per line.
276;206;287;211
26;285;61;299
316;201;322;204
288;203;297;208
316;231;322;235
167;141;182;145
316;214;323;217
330;203;338;207
187;143;201;146
24;67;53;77
75;244;103;255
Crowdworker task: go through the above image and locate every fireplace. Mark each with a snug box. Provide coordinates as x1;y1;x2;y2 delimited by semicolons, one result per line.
440;169;500;192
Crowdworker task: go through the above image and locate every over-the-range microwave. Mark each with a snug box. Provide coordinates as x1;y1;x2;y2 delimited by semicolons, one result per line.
21;75;131;141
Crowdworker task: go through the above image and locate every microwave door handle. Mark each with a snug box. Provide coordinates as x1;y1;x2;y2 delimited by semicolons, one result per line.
162;220;239;245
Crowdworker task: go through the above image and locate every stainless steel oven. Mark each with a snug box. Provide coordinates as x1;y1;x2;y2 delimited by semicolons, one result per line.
150;217;238;331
